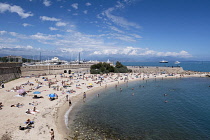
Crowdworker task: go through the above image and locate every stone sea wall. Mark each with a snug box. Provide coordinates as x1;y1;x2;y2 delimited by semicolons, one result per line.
21;64;92;76
1;62;193;83
127;66;185;74
0;63;21;82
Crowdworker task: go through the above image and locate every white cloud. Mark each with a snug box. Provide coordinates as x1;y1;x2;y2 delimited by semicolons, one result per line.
91;47;192;58
9;32;18;36
86;2;91;6
60;48;84;53
0;30;7;35
31;33;54;40
72;13;78;16
93;51;102;55
0;27;193;59
130;34;142;39
40;16;60;21
66;29;73;32
71;3;78;9
140;50;192;58
43;0;51;7
0;45;33;51
129;50;138;55
56;22;67;26
120;47;136;55
114;34;136;42
0;3;33;18
109;26;124;33
49;27;58;31
15;45;33;49
83;10;88;14
103;7;140;29
0;30;30;40
22;23;32;27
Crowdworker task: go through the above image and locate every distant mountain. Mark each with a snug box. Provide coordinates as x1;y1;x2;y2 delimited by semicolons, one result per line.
0;53;202;62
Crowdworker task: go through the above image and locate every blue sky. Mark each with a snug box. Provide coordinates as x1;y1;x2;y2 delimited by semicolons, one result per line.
0;0;210;61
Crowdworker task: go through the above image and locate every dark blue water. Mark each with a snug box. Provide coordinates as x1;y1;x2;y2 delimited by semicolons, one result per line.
69;77;210;140
122;61;210;72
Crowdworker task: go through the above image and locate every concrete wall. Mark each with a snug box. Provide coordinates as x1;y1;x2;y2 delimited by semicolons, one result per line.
0;62;187;82
21;65;185;76
21;64;92;76
0;63;21;82
127;66;184;74
0;63;22;67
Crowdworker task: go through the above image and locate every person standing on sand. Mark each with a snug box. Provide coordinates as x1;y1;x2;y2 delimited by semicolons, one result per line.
69;99;72;106
66;95;68;101
50;129;55;140
1;82;4;88
83;92;86;102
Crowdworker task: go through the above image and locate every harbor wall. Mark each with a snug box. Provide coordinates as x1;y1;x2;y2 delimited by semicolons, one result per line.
0;63;22;82
21;64;92;76
127;66;185;74
1;62;193;82
21;65;185;77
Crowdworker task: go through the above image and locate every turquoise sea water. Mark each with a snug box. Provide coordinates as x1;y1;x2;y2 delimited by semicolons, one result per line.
69;77;210;140
122;61;210;72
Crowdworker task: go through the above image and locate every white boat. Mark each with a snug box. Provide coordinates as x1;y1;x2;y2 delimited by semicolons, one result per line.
159;60;168;63
175;61;180;64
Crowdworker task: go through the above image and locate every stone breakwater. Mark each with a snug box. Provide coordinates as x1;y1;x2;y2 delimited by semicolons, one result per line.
127;66;210;75
0;63;21;82
21;64;92;76
127;66;185;74
1;63;210;82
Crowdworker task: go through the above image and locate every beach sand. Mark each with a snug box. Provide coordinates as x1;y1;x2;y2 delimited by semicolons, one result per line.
0;72;206;140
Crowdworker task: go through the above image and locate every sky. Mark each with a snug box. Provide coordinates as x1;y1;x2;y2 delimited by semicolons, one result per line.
0;0;210;61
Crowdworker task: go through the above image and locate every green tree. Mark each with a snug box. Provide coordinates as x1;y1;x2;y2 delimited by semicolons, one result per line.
90;61;132;74
115;61;124;68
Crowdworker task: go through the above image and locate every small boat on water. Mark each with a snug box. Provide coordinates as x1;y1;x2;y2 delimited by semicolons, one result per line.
175;61;180;64
159;60;168;63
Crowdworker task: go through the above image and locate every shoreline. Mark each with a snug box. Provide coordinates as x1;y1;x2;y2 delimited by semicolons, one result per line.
56;73;208;139
0;72;208;140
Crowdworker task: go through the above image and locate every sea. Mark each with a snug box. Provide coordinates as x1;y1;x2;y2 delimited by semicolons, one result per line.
68;61;210;140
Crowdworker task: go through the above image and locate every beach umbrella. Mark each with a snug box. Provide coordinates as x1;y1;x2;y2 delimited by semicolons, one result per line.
17;89;25;94
89;83;93;86
48;93;56;98
33;91;41;94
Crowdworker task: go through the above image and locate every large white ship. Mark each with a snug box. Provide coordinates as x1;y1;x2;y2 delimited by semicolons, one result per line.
159;60;168;63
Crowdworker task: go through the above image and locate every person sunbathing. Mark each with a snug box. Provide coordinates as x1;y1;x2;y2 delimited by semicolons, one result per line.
11;103;24;108
0;102;3;110
19;126;26;130
33;95;43;99
26;109;30;114
19;92;27;97
25;119;34;128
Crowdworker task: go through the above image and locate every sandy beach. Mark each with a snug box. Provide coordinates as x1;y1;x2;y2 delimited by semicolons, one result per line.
0;72;206;140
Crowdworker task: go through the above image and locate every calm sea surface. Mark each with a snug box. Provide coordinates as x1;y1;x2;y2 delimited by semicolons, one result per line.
69;77;210;140
122;61;210;72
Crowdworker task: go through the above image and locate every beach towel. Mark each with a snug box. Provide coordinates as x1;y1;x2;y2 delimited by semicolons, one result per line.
25;109;39;115
15;95;23;97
